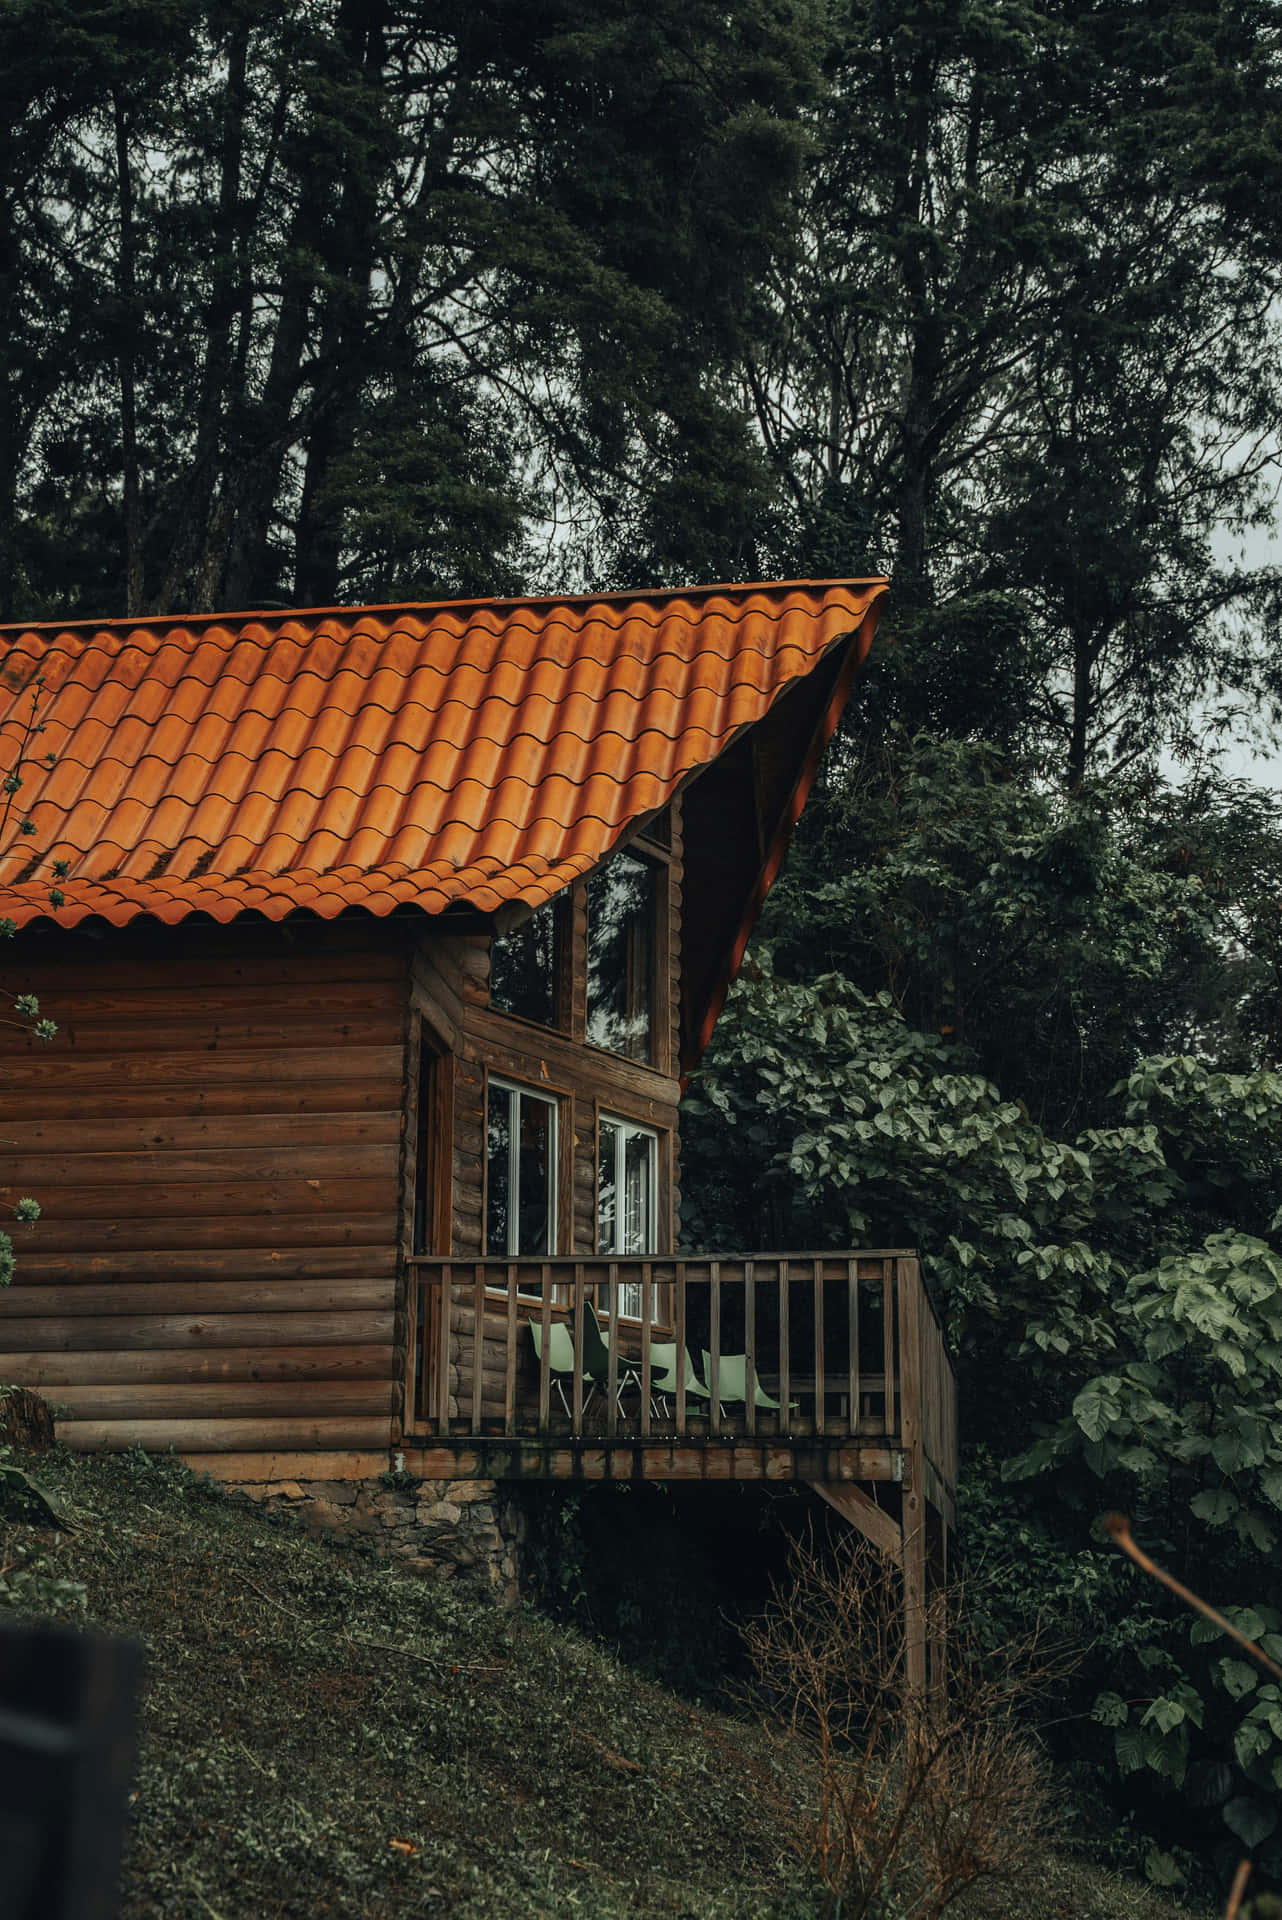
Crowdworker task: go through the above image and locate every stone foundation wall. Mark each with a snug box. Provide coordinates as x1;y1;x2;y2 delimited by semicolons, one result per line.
235;1474;526;1604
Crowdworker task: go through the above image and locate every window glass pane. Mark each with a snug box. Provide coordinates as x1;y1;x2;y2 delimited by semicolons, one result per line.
598;1119;619;1256
490;901;559;1027
485;1083;511;1255
516;1093;553;1256
597;1117;658;1319
586;852;655;1062
622;1127;654;1255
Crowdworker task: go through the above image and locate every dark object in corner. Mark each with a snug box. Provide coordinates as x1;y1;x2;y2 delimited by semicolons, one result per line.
0;1389;54;1453
0;1624;142;1920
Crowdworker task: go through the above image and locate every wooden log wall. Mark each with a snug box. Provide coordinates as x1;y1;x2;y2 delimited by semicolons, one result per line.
0;918;411;1464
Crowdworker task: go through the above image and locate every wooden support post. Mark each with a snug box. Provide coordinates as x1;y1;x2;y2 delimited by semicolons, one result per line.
810;1480;901;1562
571;1264;585;1438
898;1256;927;1697
640;1262;652;1440
606;1263;619;1438
470;1265;485;1434
743;1260;755;1438
847;1256;859;1438
538;1267;552;1433
777;1260;791;1437
504;1265;518;1429
437;1267;452;1432
674;1263;687;1433
708;1261;721;1437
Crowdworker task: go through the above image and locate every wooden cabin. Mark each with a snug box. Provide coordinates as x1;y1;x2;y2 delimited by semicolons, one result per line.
0;580;955;1662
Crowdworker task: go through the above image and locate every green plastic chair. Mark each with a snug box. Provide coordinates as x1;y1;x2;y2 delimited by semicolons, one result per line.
528;1303;641;1416
646;1341;712;1418
528;1316;582;1416
701;1351;787;1415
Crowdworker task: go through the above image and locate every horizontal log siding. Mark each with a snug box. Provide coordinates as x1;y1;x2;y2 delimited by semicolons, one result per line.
0;921;408;1456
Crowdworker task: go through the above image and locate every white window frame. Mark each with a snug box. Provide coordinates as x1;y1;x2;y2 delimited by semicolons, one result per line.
485;1076;558;1276
597;1114;661;1321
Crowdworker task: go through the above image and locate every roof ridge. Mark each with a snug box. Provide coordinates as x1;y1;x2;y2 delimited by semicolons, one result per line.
0;578;887;637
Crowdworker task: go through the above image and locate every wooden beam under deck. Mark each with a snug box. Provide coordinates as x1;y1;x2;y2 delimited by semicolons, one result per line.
399;1437;903;1484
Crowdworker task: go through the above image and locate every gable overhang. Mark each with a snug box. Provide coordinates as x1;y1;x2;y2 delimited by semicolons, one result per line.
678;603;878;1078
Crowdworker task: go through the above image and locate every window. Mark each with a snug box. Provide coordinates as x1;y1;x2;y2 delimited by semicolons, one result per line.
490;899;561;1028
586;850;656;1062
486;1078;557;1260
598;1115;660;1320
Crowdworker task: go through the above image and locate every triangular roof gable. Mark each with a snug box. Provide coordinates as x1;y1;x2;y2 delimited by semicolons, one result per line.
0;580;886;1061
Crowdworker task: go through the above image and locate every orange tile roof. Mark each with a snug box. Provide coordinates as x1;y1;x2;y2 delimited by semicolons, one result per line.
0;581;886;931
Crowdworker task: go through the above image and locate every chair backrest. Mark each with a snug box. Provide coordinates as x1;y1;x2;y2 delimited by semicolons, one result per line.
648;1342;711;1399
579;1300;612;1377
529;1317;576;1374
702;1351;780;1409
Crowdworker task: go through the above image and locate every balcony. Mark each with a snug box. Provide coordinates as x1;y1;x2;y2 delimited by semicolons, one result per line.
403;1251;956;1519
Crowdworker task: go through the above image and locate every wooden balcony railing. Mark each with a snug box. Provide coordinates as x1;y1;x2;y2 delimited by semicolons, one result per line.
405;1252;956;1499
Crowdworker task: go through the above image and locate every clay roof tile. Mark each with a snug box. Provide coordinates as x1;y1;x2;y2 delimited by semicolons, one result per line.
0;580;886;930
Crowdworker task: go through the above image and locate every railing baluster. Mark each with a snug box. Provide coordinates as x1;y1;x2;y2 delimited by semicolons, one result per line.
572;1262;586;1438
812;1256;825;1438
847;1257;859;1438
538;1263;552;1433
606;1262;619;1438
471;1264;485;1434
708;1261;721;1437
777;1260;791;1437
504;1263;518;1431
674;1263;687;1434
744;1259;756;1438
437;1263;452;1433
883;1259;896;1437
405;1270;421;1430
640;1261;652;1440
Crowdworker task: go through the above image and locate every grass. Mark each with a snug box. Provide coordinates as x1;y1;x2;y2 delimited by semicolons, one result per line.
1;1444;1211;1919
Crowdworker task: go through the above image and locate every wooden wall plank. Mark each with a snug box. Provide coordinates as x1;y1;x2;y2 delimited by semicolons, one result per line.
4;1081;401;1124
0;1279;394;1317
16;1112;401;1154
0;1312;396;1352
179;1450;388;1482
60;1417;394;1452
2;1177;397;1221
0;1346;394;1386
10;1247;397;1284
0;1045;404;1090
54;1382;393;1419
14;1214;398;1255
2;1144;400;1187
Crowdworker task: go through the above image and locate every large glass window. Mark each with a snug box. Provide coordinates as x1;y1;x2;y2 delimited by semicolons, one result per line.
598;1115;660;1320
490;899;560;1028
486;1078;557;1259
586;851;656;1063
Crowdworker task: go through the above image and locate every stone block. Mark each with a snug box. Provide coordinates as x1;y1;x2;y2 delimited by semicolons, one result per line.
421;1501;461;1528
302;1480;359;1506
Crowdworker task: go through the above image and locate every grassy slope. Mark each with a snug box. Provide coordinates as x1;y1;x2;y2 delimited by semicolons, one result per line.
1;1448;1206;1920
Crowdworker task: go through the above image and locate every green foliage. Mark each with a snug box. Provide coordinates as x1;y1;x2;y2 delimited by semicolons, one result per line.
766;736;1282;1135
681;742;1282;1881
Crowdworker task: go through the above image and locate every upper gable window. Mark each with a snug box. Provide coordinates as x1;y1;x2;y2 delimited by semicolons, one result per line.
490;899;561;1028
586;850;657;1064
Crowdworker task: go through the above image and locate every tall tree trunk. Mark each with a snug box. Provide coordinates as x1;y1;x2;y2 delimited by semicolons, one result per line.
113;90;143;617
151;11;253;615
292;0;390;607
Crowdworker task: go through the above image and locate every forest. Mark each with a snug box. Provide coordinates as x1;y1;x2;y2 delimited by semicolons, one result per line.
4;0;1282;1901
